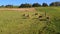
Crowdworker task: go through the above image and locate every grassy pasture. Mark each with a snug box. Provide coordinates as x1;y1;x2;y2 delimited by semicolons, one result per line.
36;7;60;32
0;7;60;34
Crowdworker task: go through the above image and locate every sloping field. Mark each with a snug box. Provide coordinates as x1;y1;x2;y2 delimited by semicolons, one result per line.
0;8;43;34
0;7;60;34
36;7;60;32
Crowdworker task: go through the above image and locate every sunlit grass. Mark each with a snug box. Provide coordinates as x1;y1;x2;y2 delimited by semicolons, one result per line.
0;7;60;34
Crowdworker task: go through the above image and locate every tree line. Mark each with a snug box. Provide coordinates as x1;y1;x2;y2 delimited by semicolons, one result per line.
0;2;60;8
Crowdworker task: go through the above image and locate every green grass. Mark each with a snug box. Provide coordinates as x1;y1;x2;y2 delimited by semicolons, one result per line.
0;7;60;34
35;7;60;32
0;10;45;34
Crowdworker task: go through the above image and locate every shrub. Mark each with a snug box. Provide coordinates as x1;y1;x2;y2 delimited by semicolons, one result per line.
38;30;43;34
42;3;48;7
32;3;41;7
56;32;60;34
5;5;13;8
19;3;32;8
49;2;60;6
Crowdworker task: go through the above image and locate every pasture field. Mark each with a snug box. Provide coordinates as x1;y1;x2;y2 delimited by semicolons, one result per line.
0;7;60;34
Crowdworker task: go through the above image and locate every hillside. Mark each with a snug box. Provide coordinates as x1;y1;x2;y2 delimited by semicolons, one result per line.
36;7;60;33
0;7;60;34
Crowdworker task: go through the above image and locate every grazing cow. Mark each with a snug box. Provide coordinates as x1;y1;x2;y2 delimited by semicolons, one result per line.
26;14;30;18
46;17;49;20
38;16;42;18
35;13;38;15
23;14;30;19
23;14;25;16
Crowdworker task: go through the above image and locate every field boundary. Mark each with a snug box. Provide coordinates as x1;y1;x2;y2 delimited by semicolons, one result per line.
0;8;36;12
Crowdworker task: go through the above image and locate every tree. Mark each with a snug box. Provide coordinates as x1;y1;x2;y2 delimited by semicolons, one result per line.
5;5;13;8
42;3;48;7
19;3;32;8
32;3;41;7
49;2;60;6
0;5;4;8
49;2;54;6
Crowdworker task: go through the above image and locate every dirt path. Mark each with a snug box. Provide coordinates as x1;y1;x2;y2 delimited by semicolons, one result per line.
0;8;36;12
